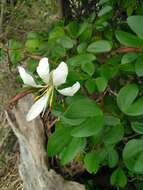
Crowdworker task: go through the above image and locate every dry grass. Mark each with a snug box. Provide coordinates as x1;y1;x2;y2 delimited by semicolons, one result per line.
0;111;23;190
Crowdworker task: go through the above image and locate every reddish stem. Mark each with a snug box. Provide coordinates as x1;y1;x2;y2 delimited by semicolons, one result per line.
116;47;141;53
9;91;31;105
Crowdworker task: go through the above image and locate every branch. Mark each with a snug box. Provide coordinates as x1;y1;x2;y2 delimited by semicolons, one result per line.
115;47;142;53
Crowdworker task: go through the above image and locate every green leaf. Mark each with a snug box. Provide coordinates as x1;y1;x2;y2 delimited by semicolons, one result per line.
110;168;127;188
9;39;23;65
9;51;23;65
67;53;96;67
60;137;86;165
123;139;143;173
135;55;143;77
81;62;95;76
57;36;74;49
131;122;143;134
127;16;143;39
61;116;85;126
9;39;23;50
85;79;96;94
27;32;39;39
87;40;112;53
98;0;109;5
26;59;39;73
49;26;65;40
63;98;102;119
25;39;40;53
47;127;72;156
106;147;119;168
104;124;124;145
78;23;92;42
66;21;79;38
78;22;91;36
77;42;88;53
100;64;119;80
104;115;120;126
84;152;100;173
121;53;138;64
123;139;143;160
125;97;143;116
134;153;143;173
117;84;139;113
98;5;112;17
71;116;103;137
89;130;103;145
50;44;66;59
115;30;143;48
120;62;135;73
95;76;107;92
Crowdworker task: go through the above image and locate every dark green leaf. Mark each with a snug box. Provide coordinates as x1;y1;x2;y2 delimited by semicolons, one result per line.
135;55;143;77
26;59;39;73
51;44;66;59
71;116;103;137
81;62;95;76
60;137;86;165
110;168;127;188
104;124;124;145
85;79;96;94
47;127;72;156
115;30;143;48
77;42;88;53
123;139;143;160
120;62;135;73
131;122;143;134
121;53;138;64
134;153;143;173
67;53;96;67
104;115;120;126
117;84;139;113
61;116;85;126
66;21;79;38
78;23;92;42
84;152;100;173
100;64;119;80
63;98;102;119
95;76;107;92
126;97;143;116
106;147;119;168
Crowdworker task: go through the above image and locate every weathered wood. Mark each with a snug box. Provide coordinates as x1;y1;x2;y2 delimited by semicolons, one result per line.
6;95;86;190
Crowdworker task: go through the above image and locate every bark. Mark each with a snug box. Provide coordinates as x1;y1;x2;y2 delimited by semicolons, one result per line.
6;95;86;190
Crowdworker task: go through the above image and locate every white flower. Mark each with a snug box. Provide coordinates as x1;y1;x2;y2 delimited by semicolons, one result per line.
18;57;80;121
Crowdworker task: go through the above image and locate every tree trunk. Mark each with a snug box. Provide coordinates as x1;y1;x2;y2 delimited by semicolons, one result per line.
6;95;86;190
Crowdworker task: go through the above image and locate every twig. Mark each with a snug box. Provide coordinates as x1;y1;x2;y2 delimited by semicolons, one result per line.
116;47;142;53
48;117;60;132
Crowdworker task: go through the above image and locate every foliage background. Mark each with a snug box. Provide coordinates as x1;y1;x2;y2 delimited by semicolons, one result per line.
1;0;143;190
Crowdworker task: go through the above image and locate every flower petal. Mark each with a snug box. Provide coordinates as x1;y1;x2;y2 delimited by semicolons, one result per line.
37;57;50;83
18;66;37;87
53;62;68;87
26;95;48;121
58;82;80;96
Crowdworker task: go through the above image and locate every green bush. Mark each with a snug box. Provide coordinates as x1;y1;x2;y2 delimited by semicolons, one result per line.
5;0;143;189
